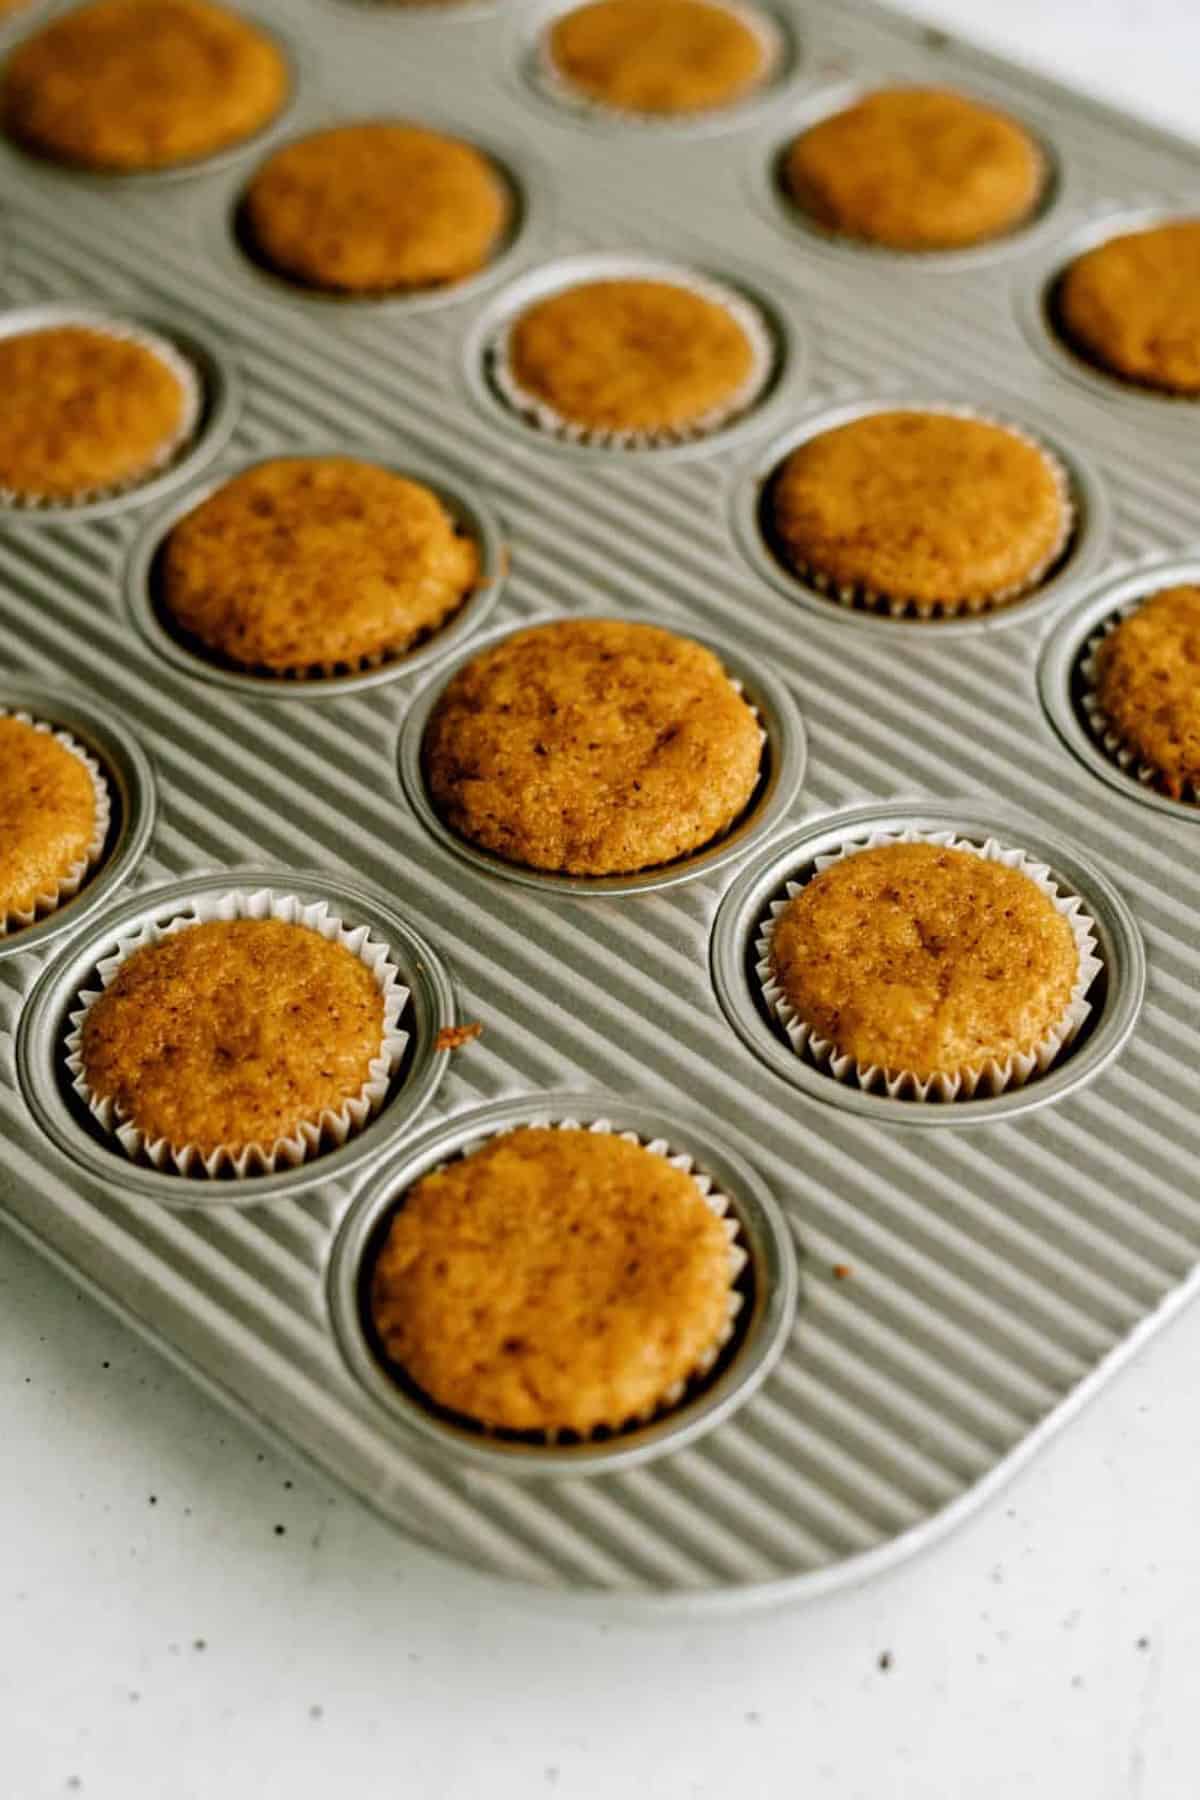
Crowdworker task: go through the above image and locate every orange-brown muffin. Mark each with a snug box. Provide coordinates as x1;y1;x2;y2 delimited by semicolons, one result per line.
0;715;101;926
769;842;1079;1080
241;123;511;295
1056;220;1200;395
502;277;765;439
544;0;770;117
1091;586;1200;798
0;324;197;503
161;457;480;673
369;1127;736;1435
768;410;1071;614
79;917;385;1157
424;618;762;875
2;0;289;172
782;88;1044;251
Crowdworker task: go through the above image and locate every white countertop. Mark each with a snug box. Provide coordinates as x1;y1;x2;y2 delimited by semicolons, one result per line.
5;6;1200;1797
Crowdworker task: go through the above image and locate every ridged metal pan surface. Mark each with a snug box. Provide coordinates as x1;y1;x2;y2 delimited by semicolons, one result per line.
1;0;1199;1610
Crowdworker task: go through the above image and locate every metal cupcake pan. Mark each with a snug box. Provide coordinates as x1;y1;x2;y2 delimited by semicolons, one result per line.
1;0;1200;1606
15;868;456;1208
124;443;510;697
329;1092;799;1477
397;609;808;895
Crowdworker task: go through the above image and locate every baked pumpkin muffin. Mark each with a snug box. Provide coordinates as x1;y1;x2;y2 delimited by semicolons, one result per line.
543;0;771;117
0;715;106;930
500;276;767;441
2;0;289;172
767;410;1071;615
241;123;511;294
423;618;763;875
0;323;198;504
1056;220;1200;395
1090;586;1200;799
369;1126;738;1435
77;917;387;1160
782;87;1045;251
768;842;1081;1083
161;457;480;673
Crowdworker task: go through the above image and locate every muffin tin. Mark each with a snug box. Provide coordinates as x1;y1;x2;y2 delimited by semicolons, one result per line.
0;0;1198;1608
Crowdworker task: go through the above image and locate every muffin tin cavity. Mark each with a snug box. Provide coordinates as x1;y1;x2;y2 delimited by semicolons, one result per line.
123;449;508;697
732;398;1110;634
464;251;804;459
519;0;798;136
328;1093;799;1475
755;79;1064;271
221;120;535;313
1019;208;1200;406
397;613;807;897
0;305;239;524
15;869;455;1205
0;683;156;963
1039;559;1200;822
710;801;1144;1126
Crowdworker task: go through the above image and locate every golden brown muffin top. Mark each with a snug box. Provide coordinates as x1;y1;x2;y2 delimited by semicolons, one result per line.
80;917;385;1155
1093;586;1200;798
369;1127;735;1435
3;0;289;172
1057;220;1200;396
0;717;98;919
782;87;1044;251
769;410;1069;612
0;325;192;503
424;618;762;876
507;277;760;436
770;842;1079;1079
161;457;479;673
241;123;511;295
546;0;768;116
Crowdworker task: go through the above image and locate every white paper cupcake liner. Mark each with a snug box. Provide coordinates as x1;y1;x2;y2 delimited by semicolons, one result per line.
772;407;1075;619
533;0;784;127
65;888;410;1178
0;318;202;510
1079;609;1200;805
387;1117;748;1442
491;260;776;449
0;709;112;935
756;828;1103;1101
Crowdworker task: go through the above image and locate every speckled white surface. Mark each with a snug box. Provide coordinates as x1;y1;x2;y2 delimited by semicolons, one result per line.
5;5;1200;1797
